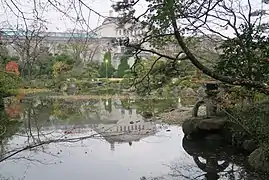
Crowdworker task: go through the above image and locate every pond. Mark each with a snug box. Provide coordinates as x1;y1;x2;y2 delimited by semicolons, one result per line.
0;95;268;180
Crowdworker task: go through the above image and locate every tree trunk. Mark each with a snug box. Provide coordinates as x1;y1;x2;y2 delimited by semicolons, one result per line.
169;7;269;94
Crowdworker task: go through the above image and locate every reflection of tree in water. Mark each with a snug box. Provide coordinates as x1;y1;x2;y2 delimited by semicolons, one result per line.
102;98;112;113
120;98;178;115
0;96;157;163
0;107;22;160
0;97;101;162
142;136;267;180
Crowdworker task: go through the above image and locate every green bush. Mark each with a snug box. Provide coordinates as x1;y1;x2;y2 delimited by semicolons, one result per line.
229;100;269;146
117;56;130;77
76;81;94;90
0;71;20;97
173;76;200;89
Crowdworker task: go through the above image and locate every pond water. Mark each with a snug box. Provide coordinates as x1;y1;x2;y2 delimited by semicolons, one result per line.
0;95;268;180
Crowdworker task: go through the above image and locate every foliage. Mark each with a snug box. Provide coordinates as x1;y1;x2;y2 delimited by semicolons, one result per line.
75;80;94;91
122;56;196;95
52;61;70;79
0;108;22;140
6;61;19;75
117;56;130;77
0;71;21;97
120;97;178;115
113;0;269;94
71;62;100;79
172;76;200;89
99;51;116;78
54;53;75;66
37;55;55;77
228;101;269;147
0;45;19;69
120;71;133;89
215;24;269;83
52;100;69;119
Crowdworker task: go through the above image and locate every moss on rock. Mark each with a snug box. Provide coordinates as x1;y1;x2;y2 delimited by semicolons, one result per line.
248;147;269;172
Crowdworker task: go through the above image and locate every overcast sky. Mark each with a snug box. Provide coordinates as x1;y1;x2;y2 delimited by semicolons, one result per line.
0;0;267;37
0;0;147;32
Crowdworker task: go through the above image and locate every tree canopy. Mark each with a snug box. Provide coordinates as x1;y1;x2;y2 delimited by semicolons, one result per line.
117;56;130;78
99;51;116;78
113;0;269;94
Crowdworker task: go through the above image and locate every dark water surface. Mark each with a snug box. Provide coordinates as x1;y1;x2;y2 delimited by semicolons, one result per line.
0;96;268;180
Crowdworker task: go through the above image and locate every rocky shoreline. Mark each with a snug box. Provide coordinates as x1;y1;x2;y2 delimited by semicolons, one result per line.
181;114;269;173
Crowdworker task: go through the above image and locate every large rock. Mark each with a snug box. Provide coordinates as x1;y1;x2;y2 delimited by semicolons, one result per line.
248;147;269;172
182;117;227;136
243;140;258;153
198;119;226;131
182;118;201;135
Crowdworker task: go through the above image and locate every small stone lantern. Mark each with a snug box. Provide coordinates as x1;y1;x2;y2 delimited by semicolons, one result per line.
204;81;219;117
192;81;220;117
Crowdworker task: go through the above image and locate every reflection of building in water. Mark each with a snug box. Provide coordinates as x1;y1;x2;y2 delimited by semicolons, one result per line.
84;99;157;151
39;99;157;145
90;99;144;122
93;118;157;151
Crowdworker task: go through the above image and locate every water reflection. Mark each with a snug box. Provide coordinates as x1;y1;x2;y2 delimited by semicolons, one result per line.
1;97;166;160
93;118;156;151
143;136;267;180
182;136;244;180
0;96;268;180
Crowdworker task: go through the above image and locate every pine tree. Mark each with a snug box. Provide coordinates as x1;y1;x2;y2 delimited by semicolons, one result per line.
117;56;130;78
99;51;116;78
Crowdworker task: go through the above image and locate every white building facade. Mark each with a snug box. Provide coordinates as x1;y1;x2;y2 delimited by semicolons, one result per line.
0;10;151;69
92;10;151;68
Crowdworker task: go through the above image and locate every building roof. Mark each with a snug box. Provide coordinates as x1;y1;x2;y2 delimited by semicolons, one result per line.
0;29;97;39
102;17;119;25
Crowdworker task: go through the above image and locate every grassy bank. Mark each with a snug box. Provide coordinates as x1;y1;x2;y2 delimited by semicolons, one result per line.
20;88;51;94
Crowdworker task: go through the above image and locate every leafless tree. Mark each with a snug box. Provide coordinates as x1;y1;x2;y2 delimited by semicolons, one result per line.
0;0;108;78
0;0;51;77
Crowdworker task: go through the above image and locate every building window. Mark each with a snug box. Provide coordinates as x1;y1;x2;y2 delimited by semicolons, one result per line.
121;47;125;53
123;29;127;35
119;29;121;36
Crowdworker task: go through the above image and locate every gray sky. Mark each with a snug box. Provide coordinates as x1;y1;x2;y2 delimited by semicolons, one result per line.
0;0;267;37
0;0;147;32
